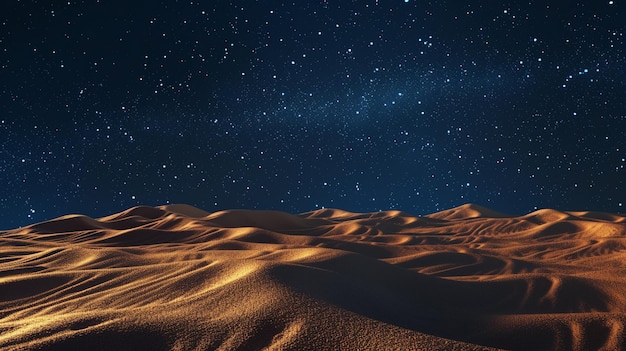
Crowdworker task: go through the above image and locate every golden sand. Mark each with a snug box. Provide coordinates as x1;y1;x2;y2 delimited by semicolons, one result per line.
1;203;625;350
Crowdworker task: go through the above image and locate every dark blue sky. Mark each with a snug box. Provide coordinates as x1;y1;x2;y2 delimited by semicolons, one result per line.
1;1;625;228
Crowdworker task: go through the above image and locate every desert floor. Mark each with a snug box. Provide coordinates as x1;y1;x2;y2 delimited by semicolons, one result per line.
1;203;626;350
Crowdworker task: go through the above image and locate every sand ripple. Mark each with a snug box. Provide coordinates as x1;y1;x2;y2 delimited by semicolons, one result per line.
1;203;625;350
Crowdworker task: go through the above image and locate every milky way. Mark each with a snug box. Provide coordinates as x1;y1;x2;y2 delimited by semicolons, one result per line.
1;1;625;228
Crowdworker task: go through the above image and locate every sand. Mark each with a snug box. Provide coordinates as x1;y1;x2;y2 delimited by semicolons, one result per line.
1;203;625;350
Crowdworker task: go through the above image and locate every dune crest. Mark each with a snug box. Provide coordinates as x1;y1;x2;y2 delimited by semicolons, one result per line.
426;203;512;220
1;204;626;350
158;204;211;218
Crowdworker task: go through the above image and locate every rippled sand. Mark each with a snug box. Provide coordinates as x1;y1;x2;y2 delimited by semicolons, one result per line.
1;203;625;350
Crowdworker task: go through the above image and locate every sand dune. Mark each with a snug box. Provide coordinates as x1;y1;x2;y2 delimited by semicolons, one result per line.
1;204;626;350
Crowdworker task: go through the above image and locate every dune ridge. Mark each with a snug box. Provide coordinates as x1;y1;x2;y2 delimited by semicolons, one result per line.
1;203;626;350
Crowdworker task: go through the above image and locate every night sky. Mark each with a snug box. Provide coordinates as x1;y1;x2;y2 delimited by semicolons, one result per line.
1;1;625;229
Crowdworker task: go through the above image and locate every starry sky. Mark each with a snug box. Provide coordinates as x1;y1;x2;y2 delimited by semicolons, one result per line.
1;1;625;229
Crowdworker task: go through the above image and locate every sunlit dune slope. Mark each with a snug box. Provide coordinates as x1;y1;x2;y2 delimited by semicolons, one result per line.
1;203;626;350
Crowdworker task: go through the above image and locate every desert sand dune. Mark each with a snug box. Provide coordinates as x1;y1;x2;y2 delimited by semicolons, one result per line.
1;204;626;350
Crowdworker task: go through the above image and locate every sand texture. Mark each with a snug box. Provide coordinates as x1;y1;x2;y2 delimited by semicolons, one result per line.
1;203;626;350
